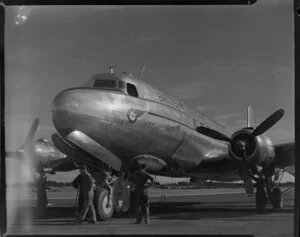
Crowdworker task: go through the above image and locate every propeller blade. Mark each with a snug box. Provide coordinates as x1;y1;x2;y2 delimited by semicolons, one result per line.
251;109;285;137
15;118;39;167
196;126;232;142
24;118;39;146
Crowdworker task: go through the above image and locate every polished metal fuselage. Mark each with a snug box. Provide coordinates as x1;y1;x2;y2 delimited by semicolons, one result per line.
51;73;229;175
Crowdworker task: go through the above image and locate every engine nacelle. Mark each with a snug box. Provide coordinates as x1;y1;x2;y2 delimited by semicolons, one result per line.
31;139;66;168
132;154;167;172
228;129;275;167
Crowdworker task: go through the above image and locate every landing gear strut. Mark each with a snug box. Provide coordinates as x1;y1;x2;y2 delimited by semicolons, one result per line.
91;169;133;220
113;171;133;214
35;171;49;217
90;170;114;221
254;170;283;213
271;187;283;209
255;177;267;213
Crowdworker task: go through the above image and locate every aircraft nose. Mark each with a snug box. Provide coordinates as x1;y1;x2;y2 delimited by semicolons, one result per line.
51;88;126;138
52;89;79;113
51;89;82;136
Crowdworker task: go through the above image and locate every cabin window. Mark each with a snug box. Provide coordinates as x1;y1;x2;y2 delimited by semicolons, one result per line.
119;80;125;89
127;83;139;97
93;80;116;88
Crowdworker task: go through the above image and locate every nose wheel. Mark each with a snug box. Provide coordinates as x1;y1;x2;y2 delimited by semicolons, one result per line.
94;187;114;221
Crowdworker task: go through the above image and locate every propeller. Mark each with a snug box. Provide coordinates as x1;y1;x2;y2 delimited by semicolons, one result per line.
197;109;285;182
5;118;40;185
251;109;284;137
24;118;39;147
196;109;285;143
19;118;39;165
196;126;231;142
6;118;40;169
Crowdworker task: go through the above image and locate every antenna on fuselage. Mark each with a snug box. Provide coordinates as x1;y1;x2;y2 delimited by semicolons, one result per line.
109;66;116;73
247;106;254;128
139;61;147;80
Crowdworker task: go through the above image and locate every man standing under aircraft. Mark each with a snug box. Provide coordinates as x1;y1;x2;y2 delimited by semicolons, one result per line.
72;164;97;224
132;163;156;224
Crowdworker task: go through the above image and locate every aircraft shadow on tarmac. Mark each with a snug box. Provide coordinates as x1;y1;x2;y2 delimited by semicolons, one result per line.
152;206;294;221
28;202;294;222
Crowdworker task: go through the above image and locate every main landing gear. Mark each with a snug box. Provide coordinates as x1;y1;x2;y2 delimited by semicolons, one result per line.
254;169;283;213
35;171;49;218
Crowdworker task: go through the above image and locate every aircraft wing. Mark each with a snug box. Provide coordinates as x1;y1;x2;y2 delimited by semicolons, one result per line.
190;142;295;173
273;142;295;170
187;141;295;182
185;152;241;182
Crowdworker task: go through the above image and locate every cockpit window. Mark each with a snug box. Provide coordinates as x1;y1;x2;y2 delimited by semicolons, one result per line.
127;83;138;97
93;80;116;88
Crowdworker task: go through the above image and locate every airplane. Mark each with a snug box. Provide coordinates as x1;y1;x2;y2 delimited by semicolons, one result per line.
6;66;295;220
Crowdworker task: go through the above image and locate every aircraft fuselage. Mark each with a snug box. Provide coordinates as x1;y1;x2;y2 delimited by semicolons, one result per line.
51;72;229;174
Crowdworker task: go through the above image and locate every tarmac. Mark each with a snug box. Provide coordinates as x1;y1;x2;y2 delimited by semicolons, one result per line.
5;187;295;236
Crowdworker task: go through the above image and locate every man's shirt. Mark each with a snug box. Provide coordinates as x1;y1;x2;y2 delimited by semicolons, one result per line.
133;170;154;190
72;172;94;194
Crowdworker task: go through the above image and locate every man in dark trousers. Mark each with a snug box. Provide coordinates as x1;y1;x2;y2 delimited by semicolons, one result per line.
72;164;97;224
132;163;156;224
36;171;48;217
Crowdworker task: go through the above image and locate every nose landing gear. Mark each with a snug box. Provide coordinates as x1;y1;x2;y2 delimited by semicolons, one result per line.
91;169;133;220
94;187;114;221
90;170;114;221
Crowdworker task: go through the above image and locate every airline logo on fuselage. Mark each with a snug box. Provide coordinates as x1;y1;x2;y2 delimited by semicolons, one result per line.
127;109;147;123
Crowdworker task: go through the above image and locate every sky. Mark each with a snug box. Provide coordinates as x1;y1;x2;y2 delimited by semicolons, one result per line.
4;1;294;184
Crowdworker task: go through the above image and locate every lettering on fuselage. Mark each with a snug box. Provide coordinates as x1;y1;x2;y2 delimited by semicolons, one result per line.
157;92;183;110
156;91;203;127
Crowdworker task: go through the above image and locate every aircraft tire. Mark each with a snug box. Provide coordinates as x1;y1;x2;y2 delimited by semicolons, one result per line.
271;188;283;209
94;187;114;221
255;181;267;213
